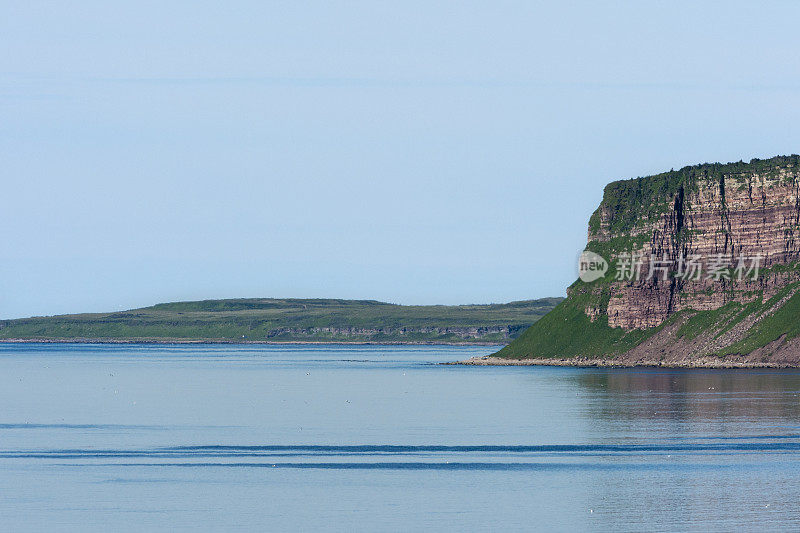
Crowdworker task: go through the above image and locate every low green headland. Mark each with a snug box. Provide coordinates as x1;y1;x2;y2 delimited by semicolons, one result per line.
0;297;562;344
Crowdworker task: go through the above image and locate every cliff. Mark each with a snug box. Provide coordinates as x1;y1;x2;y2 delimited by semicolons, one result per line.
495;155;800;366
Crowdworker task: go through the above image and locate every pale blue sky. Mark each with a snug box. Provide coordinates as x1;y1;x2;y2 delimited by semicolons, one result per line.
3;1;800;318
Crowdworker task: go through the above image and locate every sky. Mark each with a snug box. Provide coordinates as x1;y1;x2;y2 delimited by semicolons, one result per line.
3;1;800;318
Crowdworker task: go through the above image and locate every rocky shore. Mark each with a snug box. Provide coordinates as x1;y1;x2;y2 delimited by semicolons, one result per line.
453;354;800;369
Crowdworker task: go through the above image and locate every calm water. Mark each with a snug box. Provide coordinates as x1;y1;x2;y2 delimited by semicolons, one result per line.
1;343;800;531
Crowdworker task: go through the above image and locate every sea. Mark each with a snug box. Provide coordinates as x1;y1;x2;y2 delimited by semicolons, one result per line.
1;342;799;531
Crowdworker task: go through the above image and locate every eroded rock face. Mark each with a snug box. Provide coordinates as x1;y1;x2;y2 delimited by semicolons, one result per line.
583;157;800;330
265;325;522;340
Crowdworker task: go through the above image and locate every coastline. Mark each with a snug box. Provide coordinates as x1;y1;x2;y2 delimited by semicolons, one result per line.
5;339;796;368
451;355;800;369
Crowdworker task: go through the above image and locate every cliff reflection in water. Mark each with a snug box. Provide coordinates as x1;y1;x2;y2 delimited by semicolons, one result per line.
570;369;800;428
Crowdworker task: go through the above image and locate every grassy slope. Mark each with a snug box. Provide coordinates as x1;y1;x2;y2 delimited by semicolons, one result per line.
717;287;800;355
496;285;800;360
0;297;563;343
494;293;657;359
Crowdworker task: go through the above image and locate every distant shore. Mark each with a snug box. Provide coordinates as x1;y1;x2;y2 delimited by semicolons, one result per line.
0;297;562;348
452;355;800;369
0;338;504;347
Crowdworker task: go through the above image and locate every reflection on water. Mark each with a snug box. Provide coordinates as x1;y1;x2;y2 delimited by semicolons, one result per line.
1;343;799;531
573;369;800;430
576;367;800;396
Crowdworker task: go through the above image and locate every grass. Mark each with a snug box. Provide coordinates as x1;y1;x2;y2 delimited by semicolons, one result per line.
588;155;800;235
675;303;743;341
0;297;563;344
676;281;800;349
718;288;800;356
494;292;659;359
497;280;800;360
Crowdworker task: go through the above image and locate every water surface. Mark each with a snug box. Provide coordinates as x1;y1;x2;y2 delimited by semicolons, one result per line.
1;343;799;531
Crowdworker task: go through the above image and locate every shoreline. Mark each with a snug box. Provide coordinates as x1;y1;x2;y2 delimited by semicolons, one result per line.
4;340;795;368
451;355;800;369
0;338;505;347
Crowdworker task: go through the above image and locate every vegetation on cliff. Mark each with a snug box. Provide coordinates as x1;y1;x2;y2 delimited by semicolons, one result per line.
493;290;657;359
0;298;562;344
496;278;800;361
589;154;800;232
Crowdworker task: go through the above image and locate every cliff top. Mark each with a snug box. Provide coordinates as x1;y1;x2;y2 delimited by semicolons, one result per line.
589;154;800;236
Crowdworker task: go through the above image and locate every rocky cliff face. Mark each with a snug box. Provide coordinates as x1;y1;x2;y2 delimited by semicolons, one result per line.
587;156;800;330
264;325;526;341
497;155;800;365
